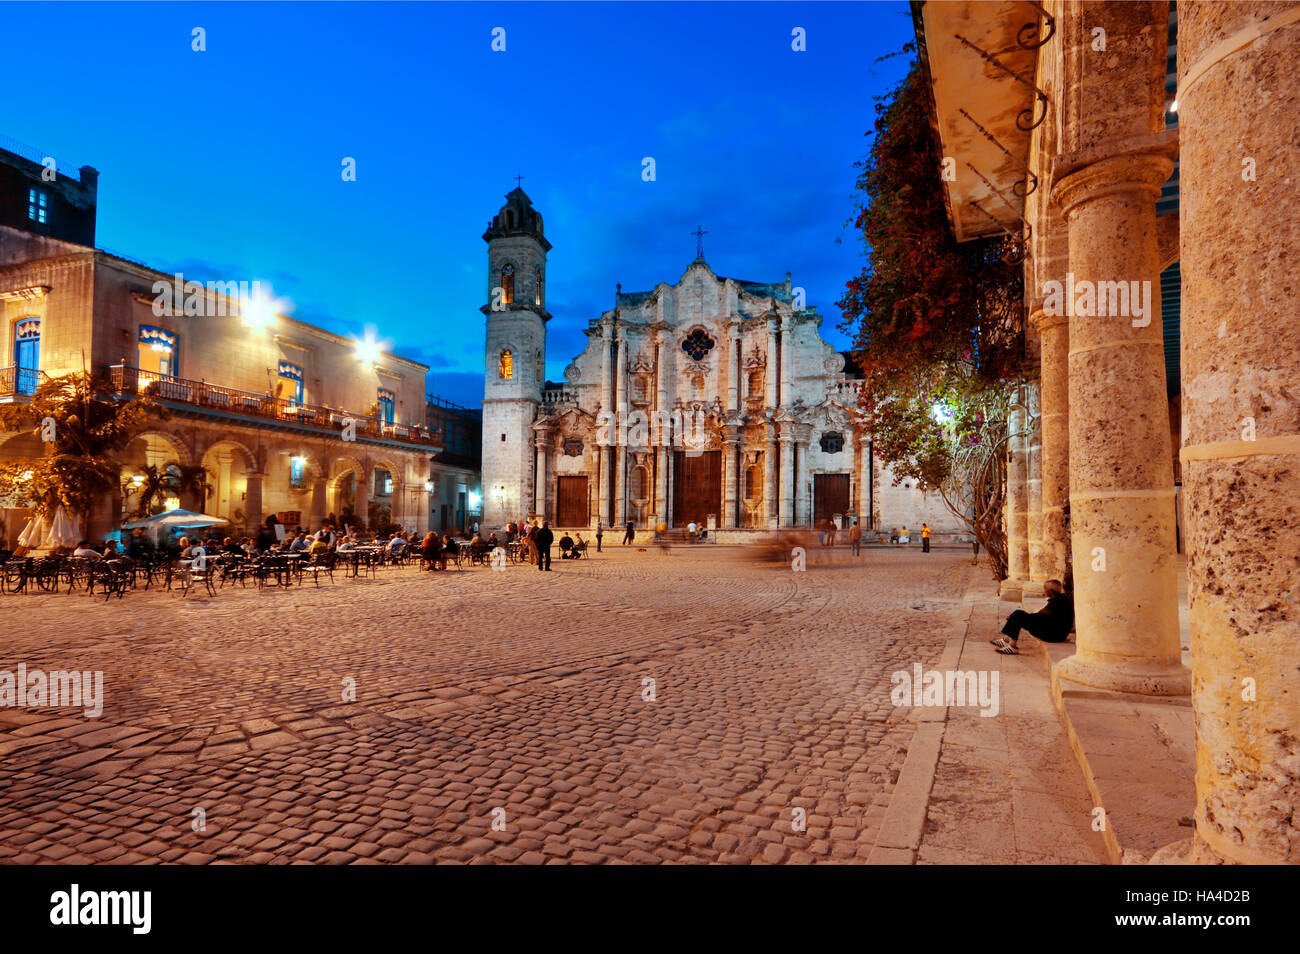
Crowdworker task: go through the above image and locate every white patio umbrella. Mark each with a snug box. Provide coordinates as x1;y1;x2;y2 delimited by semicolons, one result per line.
16;513;48;549
123;508;227;544
42;507;82;549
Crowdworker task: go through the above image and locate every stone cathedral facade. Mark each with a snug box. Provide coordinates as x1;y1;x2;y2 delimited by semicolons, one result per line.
479;187;962;539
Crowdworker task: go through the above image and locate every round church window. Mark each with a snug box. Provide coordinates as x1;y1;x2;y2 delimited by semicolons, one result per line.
681;328;715;362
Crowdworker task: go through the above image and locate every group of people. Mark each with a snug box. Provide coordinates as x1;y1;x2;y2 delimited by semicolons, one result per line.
500;519;590;570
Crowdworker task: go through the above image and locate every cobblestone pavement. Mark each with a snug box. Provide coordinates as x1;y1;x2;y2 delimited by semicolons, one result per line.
0;547;978;864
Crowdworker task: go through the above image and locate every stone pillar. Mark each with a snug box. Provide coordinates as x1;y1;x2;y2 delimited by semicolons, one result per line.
779;315;792;405
1025;383;1046;591
722;433;739;528
778;433;794;527
1050;0;1187;695
614;446;626;526
597;444;609;528
857;433;872;529
1036;306;1071;583
533;433;549;520
1174;0;1300;865
765;430;779;529
1001;385;1031;597
600;321;613;415
790;434;800;530
765;319;779;408
726;324;739;410
244;472;265;535
309;475;328;528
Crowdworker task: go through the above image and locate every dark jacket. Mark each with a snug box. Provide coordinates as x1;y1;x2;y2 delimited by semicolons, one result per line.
535;527;555;549
1036;592;1075;639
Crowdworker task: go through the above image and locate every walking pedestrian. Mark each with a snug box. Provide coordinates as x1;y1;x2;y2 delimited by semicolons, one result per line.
922;523;931;553
623;519;634;546
596;519;603;552
535;520;554;571
827;518;838;548
849;520;862;556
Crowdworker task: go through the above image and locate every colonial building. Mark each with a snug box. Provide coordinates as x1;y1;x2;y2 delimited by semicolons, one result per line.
0;137;443;541
479;187;964;539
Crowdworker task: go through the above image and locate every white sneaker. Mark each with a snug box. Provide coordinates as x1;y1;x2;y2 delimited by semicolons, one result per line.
990;636;1011;648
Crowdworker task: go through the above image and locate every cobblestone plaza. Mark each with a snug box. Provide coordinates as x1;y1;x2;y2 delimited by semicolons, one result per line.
0;548;1027;865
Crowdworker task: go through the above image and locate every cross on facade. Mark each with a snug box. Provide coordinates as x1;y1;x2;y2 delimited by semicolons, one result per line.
692;225;708;259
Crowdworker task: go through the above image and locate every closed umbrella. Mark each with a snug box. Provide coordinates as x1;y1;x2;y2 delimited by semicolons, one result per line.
17;513;48;548
42;507;82;549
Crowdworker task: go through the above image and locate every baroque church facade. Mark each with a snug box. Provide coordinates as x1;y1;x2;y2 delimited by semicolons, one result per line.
479;187;962;539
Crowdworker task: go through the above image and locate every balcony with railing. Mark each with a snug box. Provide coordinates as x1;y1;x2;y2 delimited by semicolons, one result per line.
0;367;47;401
108;365;441;451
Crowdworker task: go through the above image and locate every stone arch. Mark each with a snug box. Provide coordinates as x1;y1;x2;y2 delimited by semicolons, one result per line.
328;453;367;522
200;439;258;524
198;435;255;472
130;429;192;467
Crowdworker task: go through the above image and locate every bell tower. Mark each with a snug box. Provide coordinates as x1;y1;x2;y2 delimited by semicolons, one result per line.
480;185;551;528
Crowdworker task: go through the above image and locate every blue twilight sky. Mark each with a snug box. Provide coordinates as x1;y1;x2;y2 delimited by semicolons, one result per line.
0;1;914;407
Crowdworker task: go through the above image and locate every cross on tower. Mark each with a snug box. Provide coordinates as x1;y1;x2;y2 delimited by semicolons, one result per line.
692;225;708;260
514;173;525;188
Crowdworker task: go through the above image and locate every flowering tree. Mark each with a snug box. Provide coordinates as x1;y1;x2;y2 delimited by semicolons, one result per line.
839;53;1027;579
0;372;166;524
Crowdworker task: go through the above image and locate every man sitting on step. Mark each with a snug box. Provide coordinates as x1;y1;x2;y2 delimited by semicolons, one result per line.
992;579;1074;655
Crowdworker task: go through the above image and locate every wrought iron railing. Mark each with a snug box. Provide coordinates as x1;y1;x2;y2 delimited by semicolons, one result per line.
108;365;441;449
0;367;47;398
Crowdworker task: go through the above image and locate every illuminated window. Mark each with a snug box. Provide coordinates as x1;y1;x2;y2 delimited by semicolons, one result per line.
534;267;543;306
138;325;179;377
14;318;40;396
499;349;513;380
377;388;396;424
278;361;304;403
290;456;305;487
374;469;393;496
27;189;47;224
501;264;515;304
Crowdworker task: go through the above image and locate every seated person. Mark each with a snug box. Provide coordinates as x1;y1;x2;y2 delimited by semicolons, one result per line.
487;532;500;548
222;536;245;555
102;540;122;559
558;533;575;558
993;579;1075;655
574;533;586;554
289;532;311;552
72;540;103;559
387;533;405;555
420;531;443;570
309;535;330;556
337;535;357;552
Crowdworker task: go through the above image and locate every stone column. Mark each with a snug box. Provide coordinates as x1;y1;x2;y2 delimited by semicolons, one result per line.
726;325;739;410
533;433;549;520
1001;386;1031;597
600;321;613;415
1035;306;1071;583
1173;0;1300;864
1050;0;1186;695
778;432;794;527
858;433;872;529
779;315;792;405
597;444;609;529
765;318;779;408
1025;383;1045;592
309;475;328;528
244;472;265;535
614;446;626;526
722;432;739;528
765;427;779;529
793;431;809;527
